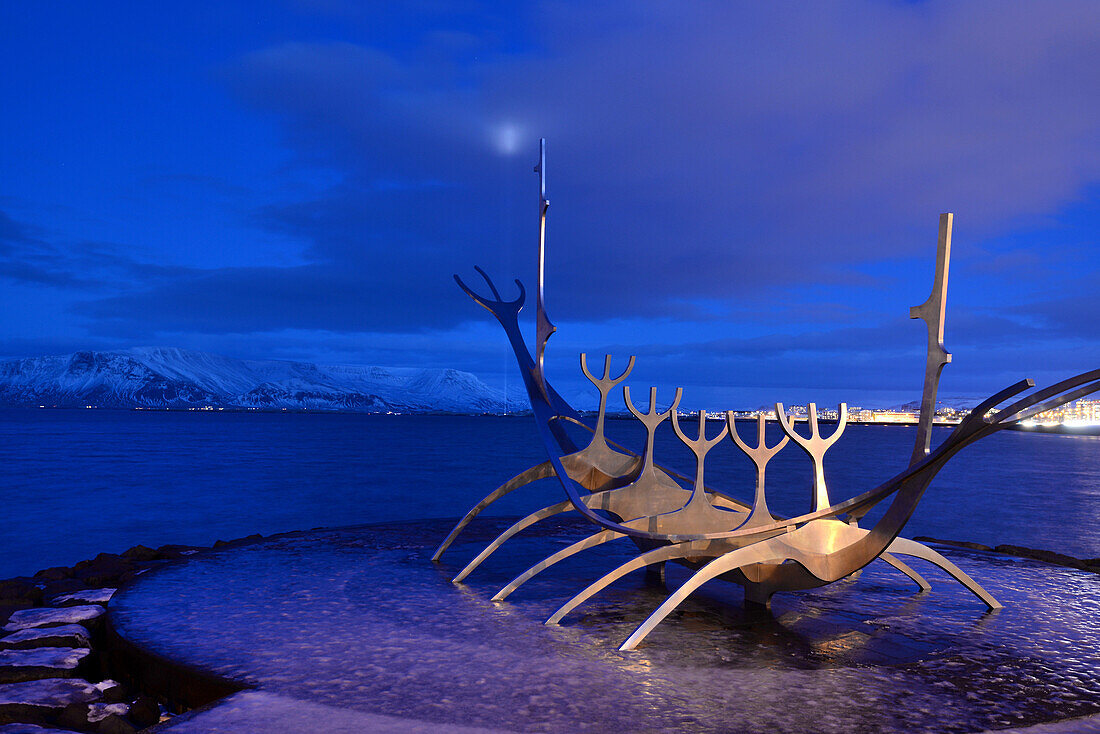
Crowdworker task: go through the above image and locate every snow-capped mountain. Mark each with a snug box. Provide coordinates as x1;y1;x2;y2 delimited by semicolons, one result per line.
0;347;510;413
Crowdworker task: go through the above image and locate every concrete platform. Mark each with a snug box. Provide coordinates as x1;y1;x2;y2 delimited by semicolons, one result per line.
107;519;1100;733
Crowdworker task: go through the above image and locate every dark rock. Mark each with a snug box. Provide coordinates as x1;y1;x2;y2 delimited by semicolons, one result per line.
55;702;89;730
0;626;90;651
912;536;993;552
72;556;132;588
95;714;136;734
994;544;1087;569
120;546;157;563
235;534;263;544
212;540;230;549
126;696;159;729
98;682;126;705
114;572;139;587
153;545;201;561
0;582;42;608
32;567;72;583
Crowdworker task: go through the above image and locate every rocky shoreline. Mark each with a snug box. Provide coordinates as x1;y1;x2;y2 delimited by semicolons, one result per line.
0;535;266;734
911;537;1100;573
1;531;1097;733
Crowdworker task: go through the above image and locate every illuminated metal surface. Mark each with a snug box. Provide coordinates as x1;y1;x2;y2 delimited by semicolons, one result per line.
775;402;848;512
909;212;952;466
440;143;1100;650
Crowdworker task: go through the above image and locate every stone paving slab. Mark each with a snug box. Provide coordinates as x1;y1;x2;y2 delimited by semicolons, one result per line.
2;608;102;633
0;649;90;684
0;725;84;734
0;678;101;724
0;627;89;652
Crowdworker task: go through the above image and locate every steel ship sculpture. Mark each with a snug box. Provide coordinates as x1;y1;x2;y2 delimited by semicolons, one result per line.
434;140;1100;651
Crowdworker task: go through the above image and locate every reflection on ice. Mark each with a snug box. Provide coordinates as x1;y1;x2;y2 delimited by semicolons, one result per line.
111;519;1100;734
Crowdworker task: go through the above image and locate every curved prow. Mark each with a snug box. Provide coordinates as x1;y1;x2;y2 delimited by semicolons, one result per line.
454;266;579;450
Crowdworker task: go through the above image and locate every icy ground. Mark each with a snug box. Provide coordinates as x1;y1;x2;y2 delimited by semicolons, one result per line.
109;518;1100;734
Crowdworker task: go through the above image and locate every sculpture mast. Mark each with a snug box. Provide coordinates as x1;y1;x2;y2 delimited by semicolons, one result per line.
534;138;556;396
909;213;953;466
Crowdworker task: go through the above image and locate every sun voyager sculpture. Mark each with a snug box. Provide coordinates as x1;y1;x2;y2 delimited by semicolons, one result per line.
434;140;1100;651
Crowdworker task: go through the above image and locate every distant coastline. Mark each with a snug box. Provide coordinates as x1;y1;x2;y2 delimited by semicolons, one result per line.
11;407;1100;434
1006;421;1100;436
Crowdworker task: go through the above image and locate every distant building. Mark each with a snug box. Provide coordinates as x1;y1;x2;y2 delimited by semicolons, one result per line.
1032;398;1100;424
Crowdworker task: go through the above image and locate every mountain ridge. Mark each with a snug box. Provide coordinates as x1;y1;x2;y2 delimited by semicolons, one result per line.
0;347;511;414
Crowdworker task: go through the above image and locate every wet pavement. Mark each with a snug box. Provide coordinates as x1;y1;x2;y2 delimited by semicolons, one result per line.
109;518;1100;733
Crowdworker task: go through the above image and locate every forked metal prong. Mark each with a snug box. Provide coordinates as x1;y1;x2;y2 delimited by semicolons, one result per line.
580;353;636;390
474;265;501;300
775;402;848;512
727;413;788;528
454;268;526;314
671;410;729;455
624;386;682;421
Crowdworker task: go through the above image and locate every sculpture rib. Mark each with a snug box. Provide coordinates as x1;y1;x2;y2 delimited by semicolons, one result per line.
453;498;578;583
432;461;556;561
546;542;720;625
878;552;931;591
885;537;1002;609
618;539;792;651
493;529;624;601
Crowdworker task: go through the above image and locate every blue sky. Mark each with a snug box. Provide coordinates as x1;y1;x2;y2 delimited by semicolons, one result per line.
1;1;1098;410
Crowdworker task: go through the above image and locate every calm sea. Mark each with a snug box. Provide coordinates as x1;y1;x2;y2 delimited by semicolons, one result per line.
0;409;1097;579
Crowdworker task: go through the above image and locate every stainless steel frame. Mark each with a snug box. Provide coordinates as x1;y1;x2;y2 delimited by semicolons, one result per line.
435;141;1100;651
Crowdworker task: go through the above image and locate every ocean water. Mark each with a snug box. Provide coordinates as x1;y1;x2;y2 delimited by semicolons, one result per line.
0;409;1097;579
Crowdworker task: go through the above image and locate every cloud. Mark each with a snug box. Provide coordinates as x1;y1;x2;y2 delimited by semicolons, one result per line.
8;1;1098;401
199;2;1100;324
